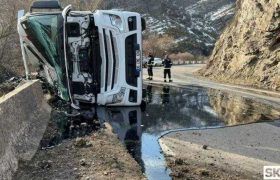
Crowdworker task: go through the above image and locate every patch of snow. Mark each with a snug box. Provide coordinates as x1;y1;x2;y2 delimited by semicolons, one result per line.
208;3;235;21
175;36;188;43
205;43;214;46
202;32;215;41
196;39;202;43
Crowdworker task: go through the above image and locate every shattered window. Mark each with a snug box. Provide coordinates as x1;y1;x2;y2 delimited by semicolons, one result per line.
23;14;69;101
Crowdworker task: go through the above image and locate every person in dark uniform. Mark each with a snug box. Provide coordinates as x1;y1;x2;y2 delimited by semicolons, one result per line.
147;52;154;80
162;54;173;82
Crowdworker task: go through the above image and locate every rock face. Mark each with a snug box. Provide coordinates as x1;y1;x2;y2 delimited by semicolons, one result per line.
200;0;280;91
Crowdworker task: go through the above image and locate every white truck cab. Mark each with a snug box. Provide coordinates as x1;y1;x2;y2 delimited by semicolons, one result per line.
18;0;145;109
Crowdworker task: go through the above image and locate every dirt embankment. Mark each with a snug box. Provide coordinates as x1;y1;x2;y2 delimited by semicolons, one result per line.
199;0;280;91
160;138;260;180
13;123;145;180
160;138;256;180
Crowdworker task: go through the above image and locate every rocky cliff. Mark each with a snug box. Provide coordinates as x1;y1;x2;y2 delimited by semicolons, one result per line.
200;0;280;91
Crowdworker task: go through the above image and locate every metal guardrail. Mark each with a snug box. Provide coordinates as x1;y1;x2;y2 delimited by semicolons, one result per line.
172;60;206;65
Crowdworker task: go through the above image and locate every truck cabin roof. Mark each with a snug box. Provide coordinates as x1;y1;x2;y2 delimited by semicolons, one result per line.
30;0;63;13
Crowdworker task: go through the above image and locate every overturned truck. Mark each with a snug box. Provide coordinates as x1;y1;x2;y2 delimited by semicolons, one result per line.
18;0;145;109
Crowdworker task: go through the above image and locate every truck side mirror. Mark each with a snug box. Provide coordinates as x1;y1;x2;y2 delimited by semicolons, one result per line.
141;17;146;31
17;10;25;20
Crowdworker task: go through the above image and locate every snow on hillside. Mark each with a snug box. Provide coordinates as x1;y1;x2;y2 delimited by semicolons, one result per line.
143;0;236;55
209;3;235;21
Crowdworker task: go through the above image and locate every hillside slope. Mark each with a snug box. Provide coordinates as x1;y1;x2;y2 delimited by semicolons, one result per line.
200;0;280;91
100;0;236;55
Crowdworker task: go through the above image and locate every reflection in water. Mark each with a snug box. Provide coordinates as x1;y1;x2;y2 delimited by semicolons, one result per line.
143;85;224;135
97;107;171;180
98;107;143;168
162;86;170;104
147;85;153;104
208;89;280;125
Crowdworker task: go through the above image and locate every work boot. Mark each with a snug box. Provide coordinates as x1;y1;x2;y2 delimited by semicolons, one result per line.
169;79;173;82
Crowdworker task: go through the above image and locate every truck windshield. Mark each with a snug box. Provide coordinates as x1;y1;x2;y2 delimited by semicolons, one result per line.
22;14;69;101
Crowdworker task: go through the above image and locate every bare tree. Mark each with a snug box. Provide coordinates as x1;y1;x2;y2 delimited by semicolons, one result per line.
143;34;175;57
0;0;32;81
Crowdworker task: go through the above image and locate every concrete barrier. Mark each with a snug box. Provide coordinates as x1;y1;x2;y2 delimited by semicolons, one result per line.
0;80;51;180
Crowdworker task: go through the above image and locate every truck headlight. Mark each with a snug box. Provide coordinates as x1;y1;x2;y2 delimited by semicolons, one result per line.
109;15;123;31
